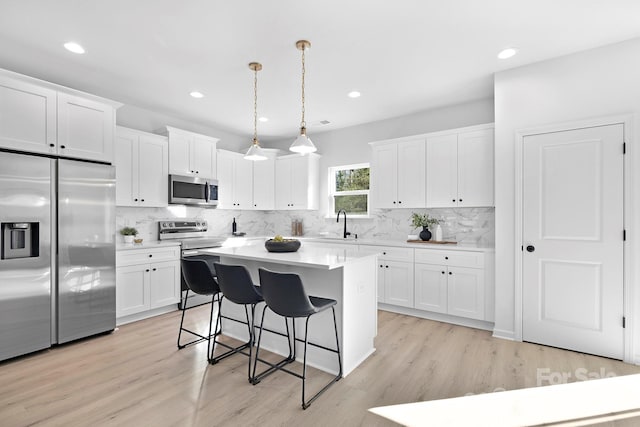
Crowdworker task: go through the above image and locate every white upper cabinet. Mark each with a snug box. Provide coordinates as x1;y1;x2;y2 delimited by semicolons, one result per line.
165;126;218;179
426;126;494;208
216;150;253;209
275;154;320;210
57;93;115;163
371;139;425;208
252;155;275;210
0;75;57;154
115;126;168;207
0;71;118;163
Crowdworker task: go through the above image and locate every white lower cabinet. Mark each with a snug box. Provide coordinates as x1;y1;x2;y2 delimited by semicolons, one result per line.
363;244;493;324
116;246;180;319
414;248;486;321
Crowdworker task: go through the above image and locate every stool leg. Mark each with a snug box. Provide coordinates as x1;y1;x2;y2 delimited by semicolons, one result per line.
251;306;268;383
246;303;257;382
205;292;216;362
177;289;190;349
301;307;343;410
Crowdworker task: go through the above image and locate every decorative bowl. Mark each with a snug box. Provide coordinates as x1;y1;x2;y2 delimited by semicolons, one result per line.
265;239;301;253
133;238;143;244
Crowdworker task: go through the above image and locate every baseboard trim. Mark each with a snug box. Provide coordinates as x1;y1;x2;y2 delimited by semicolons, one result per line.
116;304;178;326
492;328;516;341
377;303;494;332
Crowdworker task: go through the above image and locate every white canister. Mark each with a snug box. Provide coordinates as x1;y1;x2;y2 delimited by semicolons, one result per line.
434;224;443;241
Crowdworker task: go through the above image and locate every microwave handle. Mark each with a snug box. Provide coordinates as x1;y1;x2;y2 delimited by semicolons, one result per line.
205;181;210;203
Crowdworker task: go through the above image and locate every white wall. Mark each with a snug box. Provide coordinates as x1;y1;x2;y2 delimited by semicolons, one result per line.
116;103;247;151
494;37;640;362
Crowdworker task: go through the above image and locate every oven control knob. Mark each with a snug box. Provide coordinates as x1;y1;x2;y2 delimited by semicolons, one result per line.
162;222;168;228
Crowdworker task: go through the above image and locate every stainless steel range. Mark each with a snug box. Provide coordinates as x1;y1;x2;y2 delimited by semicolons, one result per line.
159;219;225;308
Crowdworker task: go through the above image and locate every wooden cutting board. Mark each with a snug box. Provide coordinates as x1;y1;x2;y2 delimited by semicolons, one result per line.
406;240;457;245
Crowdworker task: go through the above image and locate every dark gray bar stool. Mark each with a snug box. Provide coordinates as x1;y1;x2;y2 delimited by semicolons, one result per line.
178;258;220;362
254;268;342;410
212;263;264;382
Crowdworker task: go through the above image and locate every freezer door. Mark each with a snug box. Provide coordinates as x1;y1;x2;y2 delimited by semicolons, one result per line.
0;152;52;361
57;160;116;343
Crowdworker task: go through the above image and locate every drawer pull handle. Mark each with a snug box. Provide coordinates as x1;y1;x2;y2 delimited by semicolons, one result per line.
145;269;150;272
445;256;448;260
149;254;153;258
441;271;445;274
152;268;157;271
449;272;452;275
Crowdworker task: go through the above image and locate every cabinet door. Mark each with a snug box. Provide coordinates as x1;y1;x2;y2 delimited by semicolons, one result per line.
138;134;168;207
149;260;180;308
233;157;254;209
397;139;426;208
168;133;192;175
447;266;485;320
371;144;398;208
116;265;150;317
457;128;494;207
114;128;138;206
377;263;385;303
275;157;293;210
290;156;311;209
191;136;215;178
0;76;57;154
216;150;235;209
253;157;275;210
414;263;448;313
383;260;414;308
426;134;458;208
57;93;114;163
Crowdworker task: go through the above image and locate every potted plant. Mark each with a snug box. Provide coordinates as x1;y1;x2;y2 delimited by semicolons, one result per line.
120;227;138;244
411;213;439;241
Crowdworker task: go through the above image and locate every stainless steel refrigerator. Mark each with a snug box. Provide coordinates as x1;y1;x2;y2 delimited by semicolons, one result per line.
0;151;116;362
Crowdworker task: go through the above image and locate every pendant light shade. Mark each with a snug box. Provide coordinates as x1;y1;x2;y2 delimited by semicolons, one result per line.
290;40;317;154
244;62;267;161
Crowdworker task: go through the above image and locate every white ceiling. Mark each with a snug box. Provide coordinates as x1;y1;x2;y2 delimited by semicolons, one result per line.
1;1;639;142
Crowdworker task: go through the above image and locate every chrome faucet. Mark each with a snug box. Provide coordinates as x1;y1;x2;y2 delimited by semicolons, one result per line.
336;209;351;239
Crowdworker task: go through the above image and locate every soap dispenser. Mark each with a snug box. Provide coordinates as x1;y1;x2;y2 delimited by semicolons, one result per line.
434;224;443;241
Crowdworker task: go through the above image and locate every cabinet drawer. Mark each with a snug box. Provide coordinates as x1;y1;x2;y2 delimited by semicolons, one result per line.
362;245;414;262
414;249;484;268
117;246;180;266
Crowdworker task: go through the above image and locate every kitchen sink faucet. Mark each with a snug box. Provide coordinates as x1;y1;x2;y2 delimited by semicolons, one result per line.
336;209;351;239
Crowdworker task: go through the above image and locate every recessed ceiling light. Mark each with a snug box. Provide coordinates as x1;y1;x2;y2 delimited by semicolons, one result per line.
64;42;85;54
348;91;361;98
258;117;269;122
190;91;204;98
497;47;519;59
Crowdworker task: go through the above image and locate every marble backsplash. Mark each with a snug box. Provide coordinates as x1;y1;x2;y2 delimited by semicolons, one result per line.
117;206;494;246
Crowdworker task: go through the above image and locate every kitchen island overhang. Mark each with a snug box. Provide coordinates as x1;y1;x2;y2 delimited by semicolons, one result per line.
201;242;380;377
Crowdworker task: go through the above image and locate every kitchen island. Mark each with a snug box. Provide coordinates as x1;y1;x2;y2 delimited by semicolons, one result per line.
201;241;380;377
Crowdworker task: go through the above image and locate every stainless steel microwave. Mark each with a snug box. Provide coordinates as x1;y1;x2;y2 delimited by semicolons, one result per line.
169;175;218;207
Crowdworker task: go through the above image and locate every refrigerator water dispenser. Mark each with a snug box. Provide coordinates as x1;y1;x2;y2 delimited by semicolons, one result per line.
1;222;39;259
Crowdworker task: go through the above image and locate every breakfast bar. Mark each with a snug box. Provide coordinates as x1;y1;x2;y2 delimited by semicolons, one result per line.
201;241;380;377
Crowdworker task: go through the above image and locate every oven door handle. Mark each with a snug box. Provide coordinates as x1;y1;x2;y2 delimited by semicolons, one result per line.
182;250;201;256
204;181;210;203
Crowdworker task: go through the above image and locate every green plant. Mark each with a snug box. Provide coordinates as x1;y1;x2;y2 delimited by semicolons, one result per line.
120;227;138;236
411;213;439;229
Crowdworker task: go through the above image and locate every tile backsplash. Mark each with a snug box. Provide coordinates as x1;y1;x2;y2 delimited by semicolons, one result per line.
117;206;494;246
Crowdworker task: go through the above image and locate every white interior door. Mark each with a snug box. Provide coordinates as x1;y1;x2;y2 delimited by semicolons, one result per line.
522;124;624;359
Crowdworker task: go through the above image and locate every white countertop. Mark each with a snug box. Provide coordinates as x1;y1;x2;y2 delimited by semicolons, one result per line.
300;237;494;252
116;240;181;251
200;242;380;270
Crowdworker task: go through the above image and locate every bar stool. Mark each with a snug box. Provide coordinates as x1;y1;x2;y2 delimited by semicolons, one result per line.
254;268;343;410
211;263;264;382
177;258;220;362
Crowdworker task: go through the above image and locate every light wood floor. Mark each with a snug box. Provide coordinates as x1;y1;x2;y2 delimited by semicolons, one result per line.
1;307;639;427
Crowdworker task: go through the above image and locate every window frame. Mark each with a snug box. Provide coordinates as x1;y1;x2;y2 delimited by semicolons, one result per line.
327;162;371;218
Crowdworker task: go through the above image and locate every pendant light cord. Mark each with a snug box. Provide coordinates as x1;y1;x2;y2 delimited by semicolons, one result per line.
300;46;306;129
253;66;258;143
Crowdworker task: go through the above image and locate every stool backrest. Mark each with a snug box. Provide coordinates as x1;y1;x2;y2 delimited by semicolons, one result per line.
213;263;263;305
181;258;219;295
258;268;316;318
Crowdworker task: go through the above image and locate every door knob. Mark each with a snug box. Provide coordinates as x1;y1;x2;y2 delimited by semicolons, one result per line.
526;245;535;252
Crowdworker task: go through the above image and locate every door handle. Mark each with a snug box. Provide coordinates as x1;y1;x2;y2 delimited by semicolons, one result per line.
526;245;535;252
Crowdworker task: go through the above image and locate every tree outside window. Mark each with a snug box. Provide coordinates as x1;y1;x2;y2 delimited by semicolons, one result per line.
329;163;370;216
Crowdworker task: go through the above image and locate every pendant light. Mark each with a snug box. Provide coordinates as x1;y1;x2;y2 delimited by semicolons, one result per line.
244;62;267;161
289;40;317;154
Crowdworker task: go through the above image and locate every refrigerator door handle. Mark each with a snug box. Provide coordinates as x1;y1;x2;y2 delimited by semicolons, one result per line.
205;181;210;203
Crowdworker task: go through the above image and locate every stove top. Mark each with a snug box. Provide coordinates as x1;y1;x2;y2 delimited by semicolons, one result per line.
158;219;225;249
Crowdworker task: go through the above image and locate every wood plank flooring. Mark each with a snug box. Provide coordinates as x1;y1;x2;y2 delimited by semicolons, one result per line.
1;307;639;426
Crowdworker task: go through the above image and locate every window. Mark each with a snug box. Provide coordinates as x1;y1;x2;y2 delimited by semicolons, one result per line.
328;163;370;216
